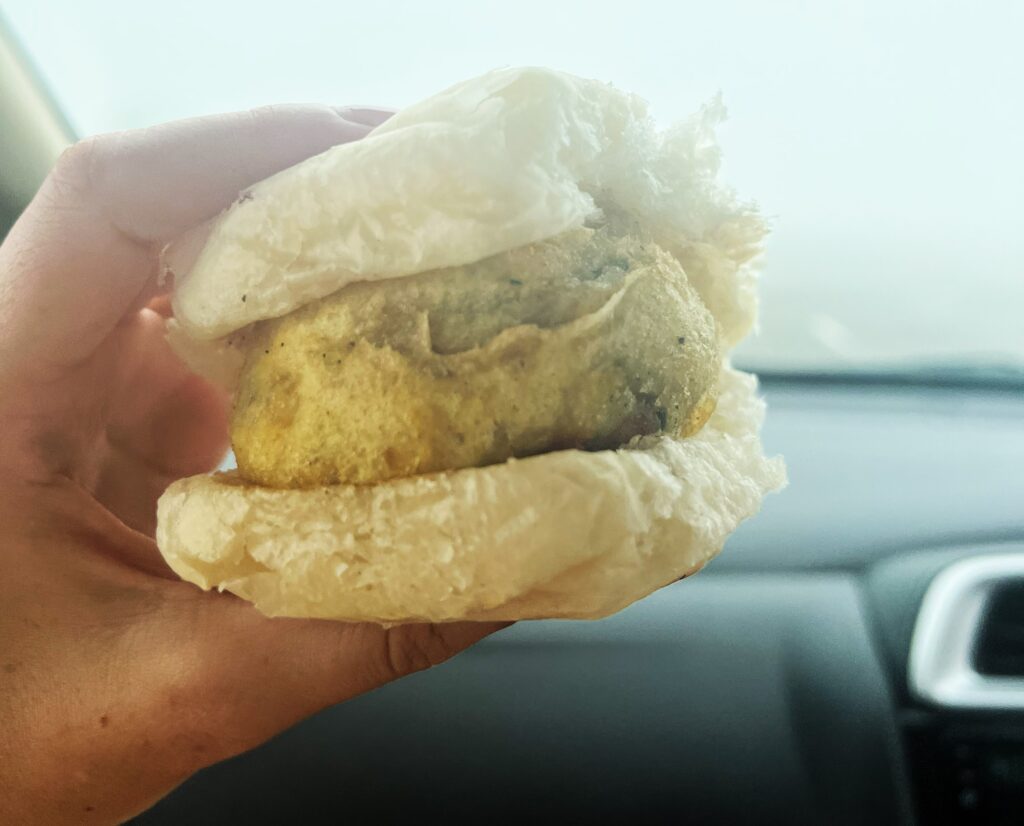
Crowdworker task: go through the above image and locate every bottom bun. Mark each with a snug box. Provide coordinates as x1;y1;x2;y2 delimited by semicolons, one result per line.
155;367;785;623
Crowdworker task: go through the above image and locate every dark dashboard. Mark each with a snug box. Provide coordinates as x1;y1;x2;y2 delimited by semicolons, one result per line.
135;378;1024;825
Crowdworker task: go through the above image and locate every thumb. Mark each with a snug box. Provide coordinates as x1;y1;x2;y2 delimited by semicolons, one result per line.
0;105;379;385
166;588;508;765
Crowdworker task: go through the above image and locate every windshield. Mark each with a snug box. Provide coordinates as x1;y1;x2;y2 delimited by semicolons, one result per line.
5;0;1022;374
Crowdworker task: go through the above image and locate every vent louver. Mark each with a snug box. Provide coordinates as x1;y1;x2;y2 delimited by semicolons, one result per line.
974;581;1024;677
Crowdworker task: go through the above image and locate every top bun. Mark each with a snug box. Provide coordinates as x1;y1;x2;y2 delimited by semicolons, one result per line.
168;67;763;357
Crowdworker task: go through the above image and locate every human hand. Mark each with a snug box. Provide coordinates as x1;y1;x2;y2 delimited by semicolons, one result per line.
0;105;506;825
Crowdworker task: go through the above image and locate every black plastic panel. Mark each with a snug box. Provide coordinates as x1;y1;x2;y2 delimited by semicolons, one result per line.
904;715;1024;825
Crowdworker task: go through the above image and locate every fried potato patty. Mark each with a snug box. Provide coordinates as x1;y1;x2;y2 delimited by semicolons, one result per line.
231;227;720;487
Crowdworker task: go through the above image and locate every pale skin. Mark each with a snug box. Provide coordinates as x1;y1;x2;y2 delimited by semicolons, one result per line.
0;105;507;824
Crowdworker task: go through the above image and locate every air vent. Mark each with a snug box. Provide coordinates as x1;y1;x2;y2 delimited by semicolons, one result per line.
974;581;1024;677
909;554;1024;709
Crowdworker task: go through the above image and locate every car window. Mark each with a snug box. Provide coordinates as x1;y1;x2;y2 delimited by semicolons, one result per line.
4;0;1022;374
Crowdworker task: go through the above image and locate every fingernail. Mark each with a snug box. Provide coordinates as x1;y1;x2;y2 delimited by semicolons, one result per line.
333;106;396;128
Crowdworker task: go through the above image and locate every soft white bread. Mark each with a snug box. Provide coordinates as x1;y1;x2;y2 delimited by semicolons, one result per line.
157;368;784;623
156;67;785;623
165;67;764;391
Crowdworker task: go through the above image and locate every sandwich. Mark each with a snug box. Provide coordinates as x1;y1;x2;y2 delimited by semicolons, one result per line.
155;67;786;624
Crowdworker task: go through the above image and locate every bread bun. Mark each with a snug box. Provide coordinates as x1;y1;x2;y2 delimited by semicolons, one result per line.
157;368;784;623
155;67;785;623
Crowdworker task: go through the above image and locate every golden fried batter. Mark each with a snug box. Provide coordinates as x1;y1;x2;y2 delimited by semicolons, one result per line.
231;227;719;487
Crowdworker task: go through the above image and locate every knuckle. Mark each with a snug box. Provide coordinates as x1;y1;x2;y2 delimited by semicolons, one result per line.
382;624;459;679
52;135;102;189
44;131;137;236
47;134;119;208
243;103;293;126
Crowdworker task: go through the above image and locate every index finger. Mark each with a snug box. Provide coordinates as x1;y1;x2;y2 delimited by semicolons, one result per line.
0;104;391;384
